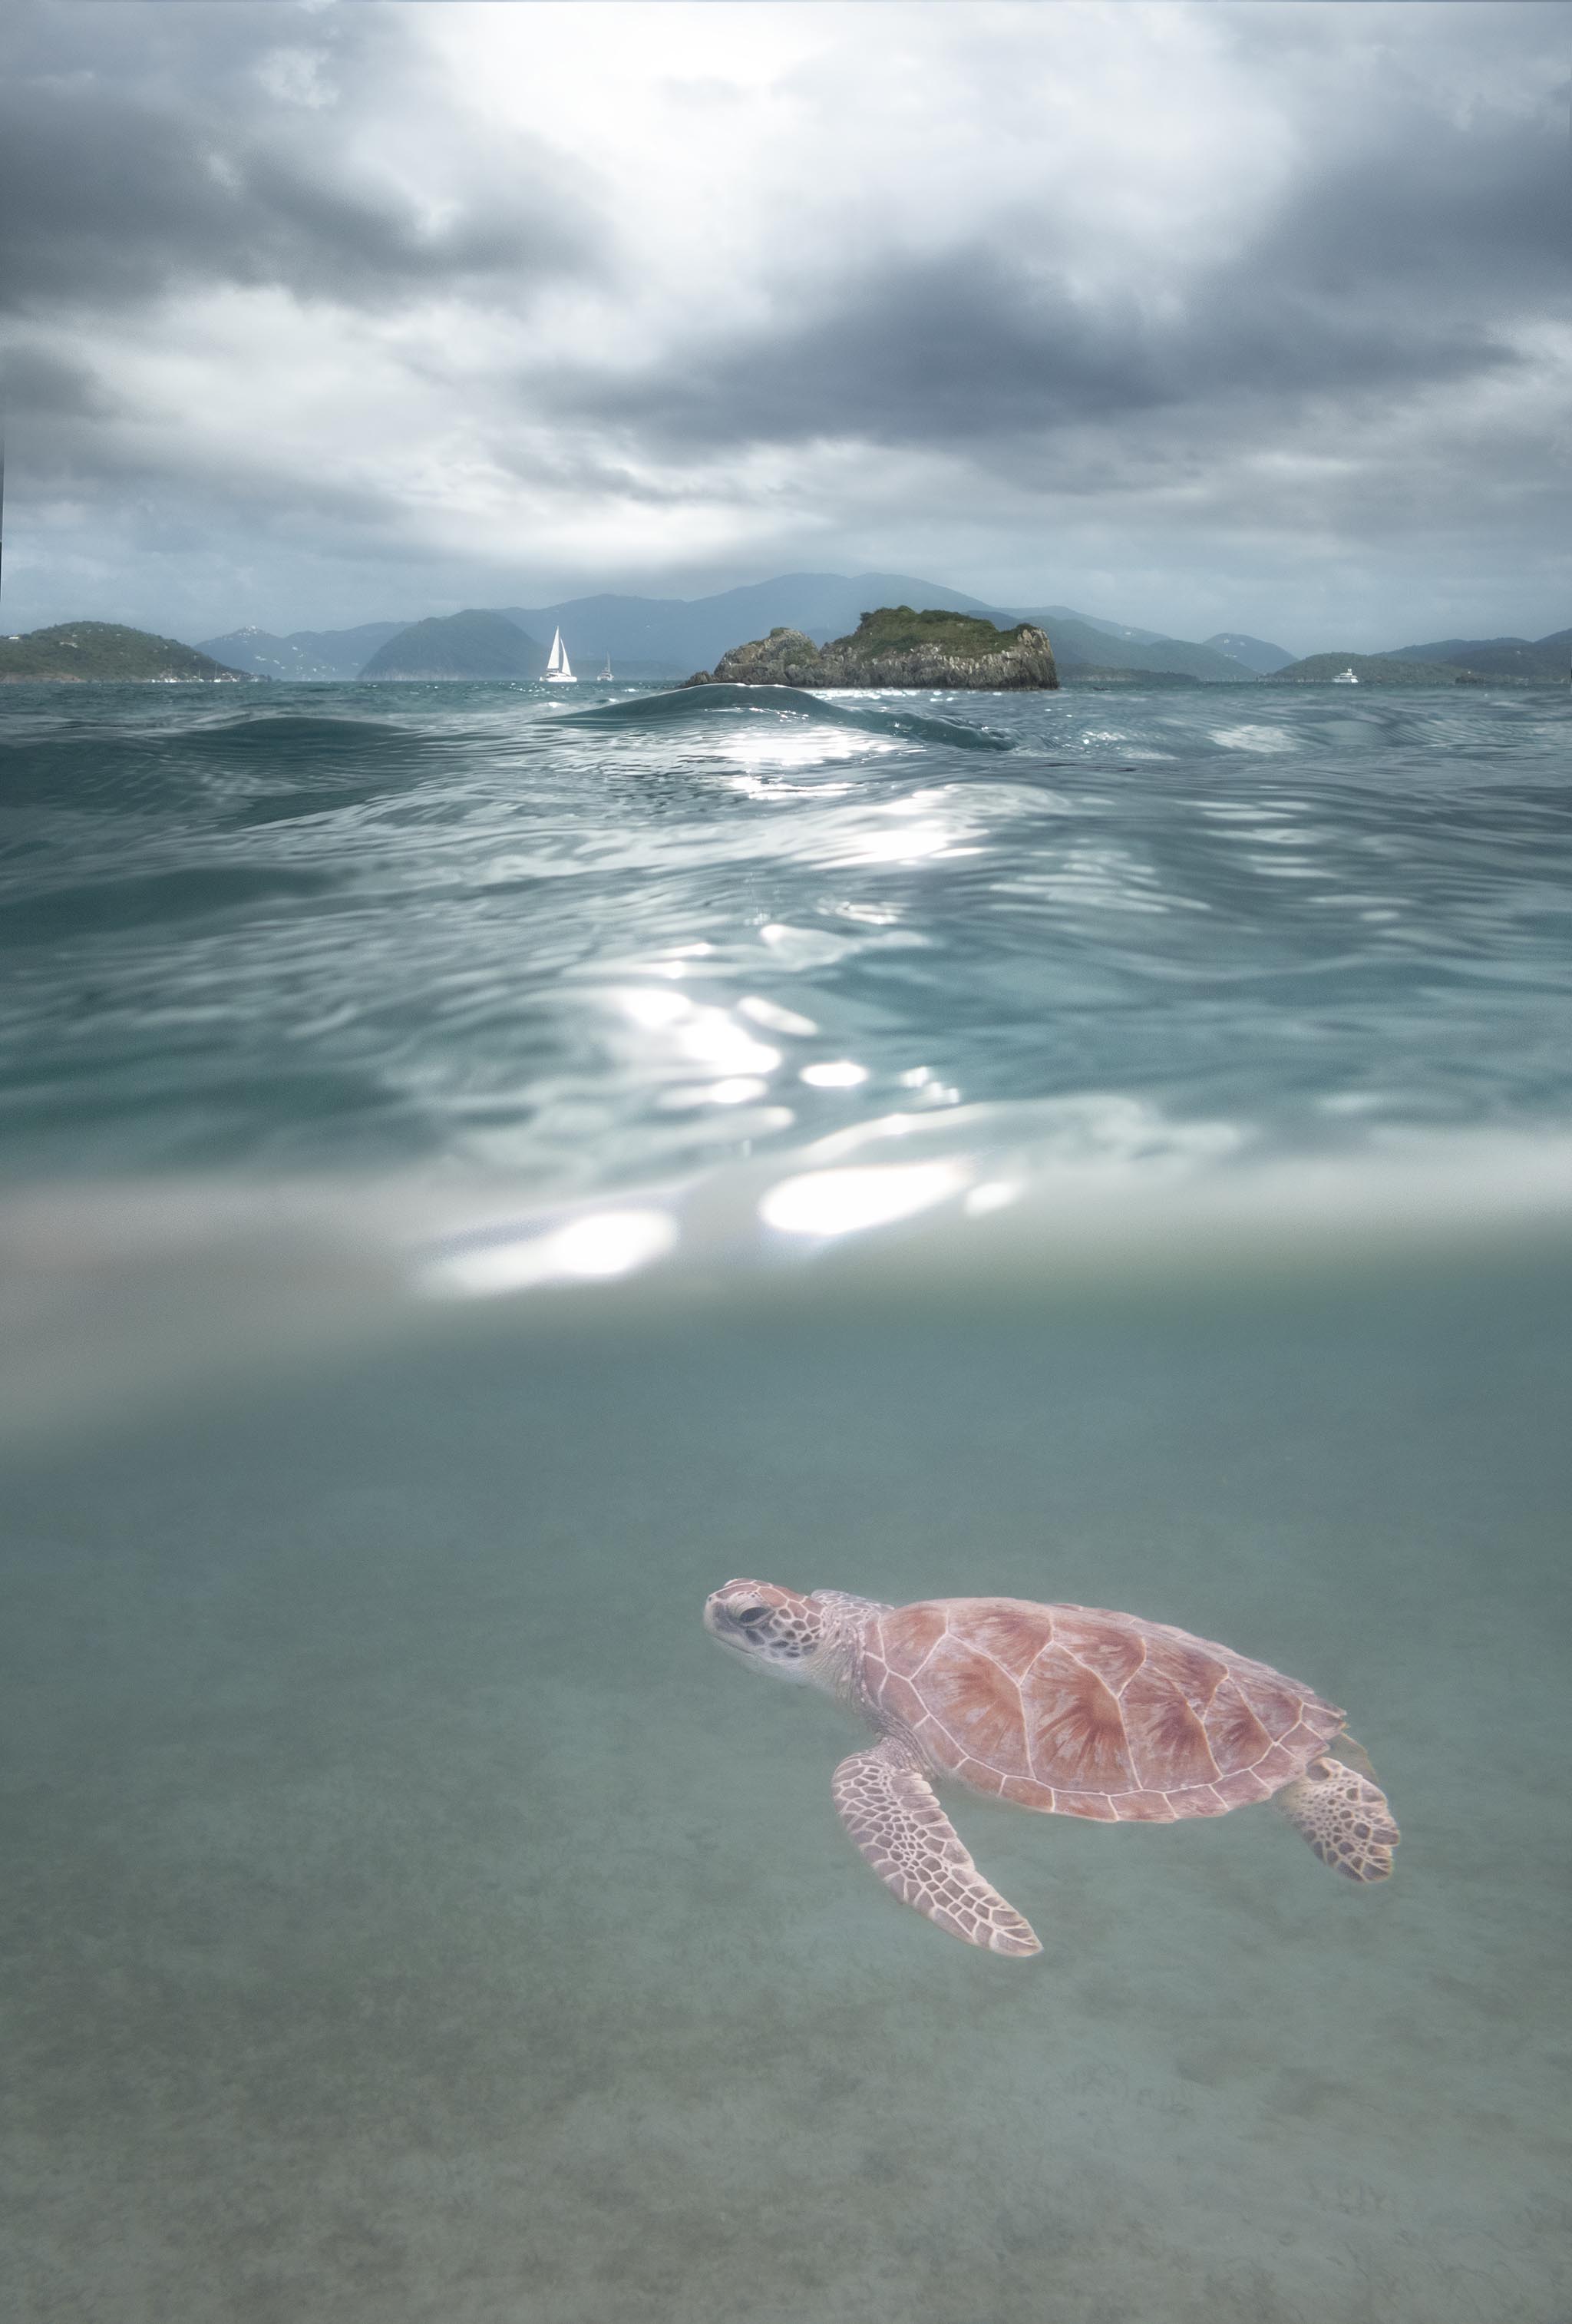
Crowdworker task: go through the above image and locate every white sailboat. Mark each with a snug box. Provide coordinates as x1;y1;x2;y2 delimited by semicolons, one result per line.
599;651;613;680
543;628;576;684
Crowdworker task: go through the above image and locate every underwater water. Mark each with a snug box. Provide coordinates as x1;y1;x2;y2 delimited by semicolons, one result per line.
2;678;1570;2323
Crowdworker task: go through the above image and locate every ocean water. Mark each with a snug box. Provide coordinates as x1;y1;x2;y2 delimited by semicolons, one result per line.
2;677;1570;2323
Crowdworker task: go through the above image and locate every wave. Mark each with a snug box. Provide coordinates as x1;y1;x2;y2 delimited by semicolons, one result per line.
0;861;338;947
163;712;424;750
0;709;450;820
557;682;1014;752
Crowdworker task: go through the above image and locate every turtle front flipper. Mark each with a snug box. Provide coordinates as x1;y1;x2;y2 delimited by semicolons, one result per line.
831;1740;1041;1955
1276;1754;1400;1883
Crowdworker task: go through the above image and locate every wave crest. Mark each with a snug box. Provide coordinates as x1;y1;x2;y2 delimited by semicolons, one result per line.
558;683;1013;752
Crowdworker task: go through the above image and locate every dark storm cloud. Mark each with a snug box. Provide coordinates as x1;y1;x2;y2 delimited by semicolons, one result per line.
548;246;1518;461
0;0;604;315
546;103;1564;464
0;345;119;424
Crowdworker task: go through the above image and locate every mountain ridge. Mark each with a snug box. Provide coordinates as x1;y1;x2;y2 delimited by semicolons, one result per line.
198;623;408;680
184;580;1570;686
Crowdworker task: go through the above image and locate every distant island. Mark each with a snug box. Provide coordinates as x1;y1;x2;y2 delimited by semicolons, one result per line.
358;607;548;681
0;622;249;684
1269;653;1477;686
1268;637;1570;686
682;607;1058;690
8;577;1564;690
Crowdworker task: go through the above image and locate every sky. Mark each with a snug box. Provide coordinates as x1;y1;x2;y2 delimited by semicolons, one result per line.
2;0;1568;653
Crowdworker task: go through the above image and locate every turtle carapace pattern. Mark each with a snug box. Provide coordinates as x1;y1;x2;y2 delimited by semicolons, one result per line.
702;1584;1400;1956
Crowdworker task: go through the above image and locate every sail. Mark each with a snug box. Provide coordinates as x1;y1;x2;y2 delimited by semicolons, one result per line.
557;639;573;680
546;629;563;675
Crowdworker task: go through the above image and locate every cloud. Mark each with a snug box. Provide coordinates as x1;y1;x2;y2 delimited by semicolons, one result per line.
2;0;1567;646
0;0;604;312
540;77;1563;471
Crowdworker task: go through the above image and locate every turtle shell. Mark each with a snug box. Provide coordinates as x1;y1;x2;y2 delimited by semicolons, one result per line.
860;1597;1344;1822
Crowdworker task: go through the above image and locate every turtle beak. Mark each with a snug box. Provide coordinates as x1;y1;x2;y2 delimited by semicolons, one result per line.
702;1590;743;1640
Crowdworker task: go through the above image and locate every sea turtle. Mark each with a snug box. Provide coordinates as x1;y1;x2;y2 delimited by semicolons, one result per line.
702;1582;1399;1955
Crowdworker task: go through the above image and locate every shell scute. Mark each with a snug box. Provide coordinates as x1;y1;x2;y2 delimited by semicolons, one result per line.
1179;1783;1233;1818
877;1601;949;1678
1118;1665;1220;1791
868;1598;1345;1823
1213;1767;1275;1808
999;1773;1058;1810
1243;1737;1306;1788
1050;1608;1148;1692
1233;1668;1305;1742
873;1668;929;1733
1055;1790;1120;1823
1024;1647;1136;1792
1142;1631;1230;1714
1202;1677;1273;1770
963;1600;1054;1679
921;1633;1032;1777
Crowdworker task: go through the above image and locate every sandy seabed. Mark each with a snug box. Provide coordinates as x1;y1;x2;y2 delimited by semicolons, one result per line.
3;1262;1569;2324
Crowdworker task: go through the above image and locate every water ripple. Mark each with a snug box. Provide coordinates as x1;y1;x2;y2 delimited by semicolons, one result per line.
2;679;1568;1188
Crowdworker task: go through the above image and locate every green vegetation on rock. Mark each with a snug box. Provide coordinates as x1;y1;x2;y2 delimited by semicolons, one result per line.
0;622;248;683
836;606;1041;660
683;606;1058;690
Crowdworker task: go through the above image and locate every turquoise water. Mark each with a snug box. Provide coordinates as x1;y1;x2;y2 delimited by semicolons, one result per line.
2;679;1570;2322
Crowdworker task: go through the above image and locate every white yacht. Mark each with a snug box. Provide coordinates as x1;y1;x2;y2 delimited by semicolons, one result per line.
599;652;613;680
1333;666;1359;684
543;628;576;684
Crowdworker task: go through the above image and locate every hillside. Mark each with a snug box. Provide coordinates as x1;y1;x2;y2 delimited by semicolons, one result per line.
0;622;248;683
1267;653;1467;685
187;578;1567;691
1382;630;1570;683
496;571;994;676
685;607;1058;690
198;623;407;680
996;611;1250;681
1202;631;1296;675
358;610;549;680
1029;606;1173;646
497;574;1243;678
195;577;1285;687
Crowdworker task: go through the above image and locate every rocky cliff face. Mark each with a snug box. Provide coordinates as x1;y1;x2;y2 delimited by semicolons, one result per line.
682;612;1058;691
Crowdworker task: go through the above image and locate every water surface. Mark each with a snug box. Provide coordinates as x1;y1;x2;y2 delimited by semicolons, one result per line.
2;678;1569;2324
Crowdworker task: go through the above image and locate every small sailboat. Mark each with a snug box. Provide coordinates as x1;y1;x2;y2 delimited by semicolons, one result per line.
543;628;576;684
1333;666;1359;684
599;651;613;681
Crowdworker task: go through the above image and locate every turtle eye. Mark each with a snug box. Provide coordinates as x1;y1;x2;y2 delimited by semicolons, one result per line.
735;1607;770;1627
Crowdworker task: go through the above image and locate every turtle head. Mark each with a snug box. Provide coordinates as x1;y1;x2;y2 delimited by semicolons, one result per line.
703;1579;850;1685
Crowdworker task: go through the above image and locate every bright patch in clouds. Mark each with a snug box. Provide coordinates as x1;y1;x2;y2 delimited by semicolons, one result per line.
3;0;1567;643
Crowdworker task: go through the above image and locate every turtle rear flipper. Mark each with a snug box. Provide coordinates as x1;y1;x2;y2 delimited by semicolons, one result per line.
1277;1754;1399;1883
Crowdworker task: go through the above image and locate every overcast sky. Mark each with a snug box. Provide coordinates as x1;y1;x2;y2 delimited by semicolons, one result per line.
3;0;1568;650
